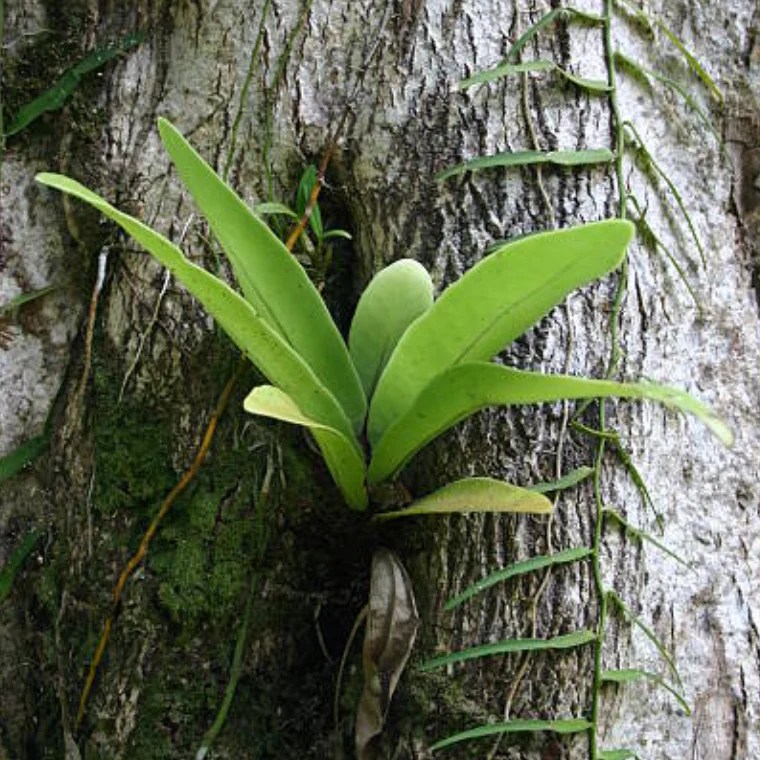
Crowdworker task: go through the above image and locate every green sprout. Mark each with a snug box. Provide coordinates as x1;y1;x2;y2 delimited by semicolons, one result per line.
36;119;731;516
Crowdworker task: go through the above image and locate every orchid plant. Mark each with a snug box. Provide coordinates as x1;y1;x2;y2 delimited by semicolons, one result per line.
36;120;731;520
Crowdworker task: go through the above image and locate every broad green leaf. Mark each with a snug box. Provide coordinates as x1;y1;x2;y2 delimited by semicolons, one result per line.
437;148;614;180
528;466;594;493
0;530;42;603
243;386;367;510
0;434;49;484
445;546;592;610
156;119;367;433
5;33;143;136
367;220;633;447
368;220;634;446
602;669;690;714
35;174;362;466
420;630;596;672
431;718;592;752
369;362;730;485
458;58;608;93
373;478;551;522
599;751;639;760
348;259;434;399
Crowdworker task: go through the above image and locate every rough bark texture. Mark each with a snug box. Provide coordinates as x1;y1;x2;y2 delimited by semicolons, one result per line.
1;1;759;758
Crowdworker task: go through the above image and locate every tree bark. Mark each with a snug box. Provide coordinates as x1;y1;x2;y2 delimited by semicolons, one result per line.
1;1;759;758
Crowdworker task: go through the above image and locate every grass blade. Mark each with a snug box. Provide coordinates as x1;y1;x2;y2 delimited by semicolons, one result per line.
367;220;633;448
0;530;42;603
157;119;367;433
35;173;361;461
6;33;142;136
445;546;592;610
602;668;690;714
528;466;594;493
368;363;731;485
437;148;613;180
431;718;592;752
244;386;367;510
599;751;639;760
420;630;596;672
373;478;551;522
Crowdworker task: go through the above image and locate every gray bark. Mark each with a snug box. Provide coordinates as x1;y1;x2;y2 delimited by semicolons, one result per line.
1;1;759;758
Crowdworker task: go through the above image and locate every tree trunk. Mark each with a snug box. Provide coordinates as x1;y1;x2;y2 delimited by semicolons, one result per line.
2;1;759;758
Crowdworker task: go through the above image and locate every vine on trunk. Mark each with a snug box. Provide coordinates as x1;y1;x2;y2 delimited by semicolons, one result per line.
430;2;724;757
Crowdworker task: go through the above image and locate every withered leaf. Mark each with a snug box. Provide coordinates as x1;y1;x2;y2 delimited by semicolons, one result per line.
356;548;419;759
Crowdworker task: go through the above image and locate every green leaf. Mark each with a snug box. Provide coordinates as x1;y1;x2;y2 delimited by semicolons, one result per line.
623;120;706;267
5;33;143;137
437;148;614;180
431;718;592;752
0;285;55;318
445;546;592;610
296;165;323;239
599;751;639;760
252;202;299;218
459;59;609;94
604;508;688;567
348;259;434;399
653;17;723;103
35;173;362;471
547;148;615;166
369;362;730;486
0;434;49;484
615;54;721;146
243;386;367;510
156;119;367;433
608;592;682;686
321;229;353;241
0;530;42;604
528;466;594;493
373;478;552;522
367;220;634;448
420;630;596;672
459;59;555;88
504;6;604;61
602;669;690;714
